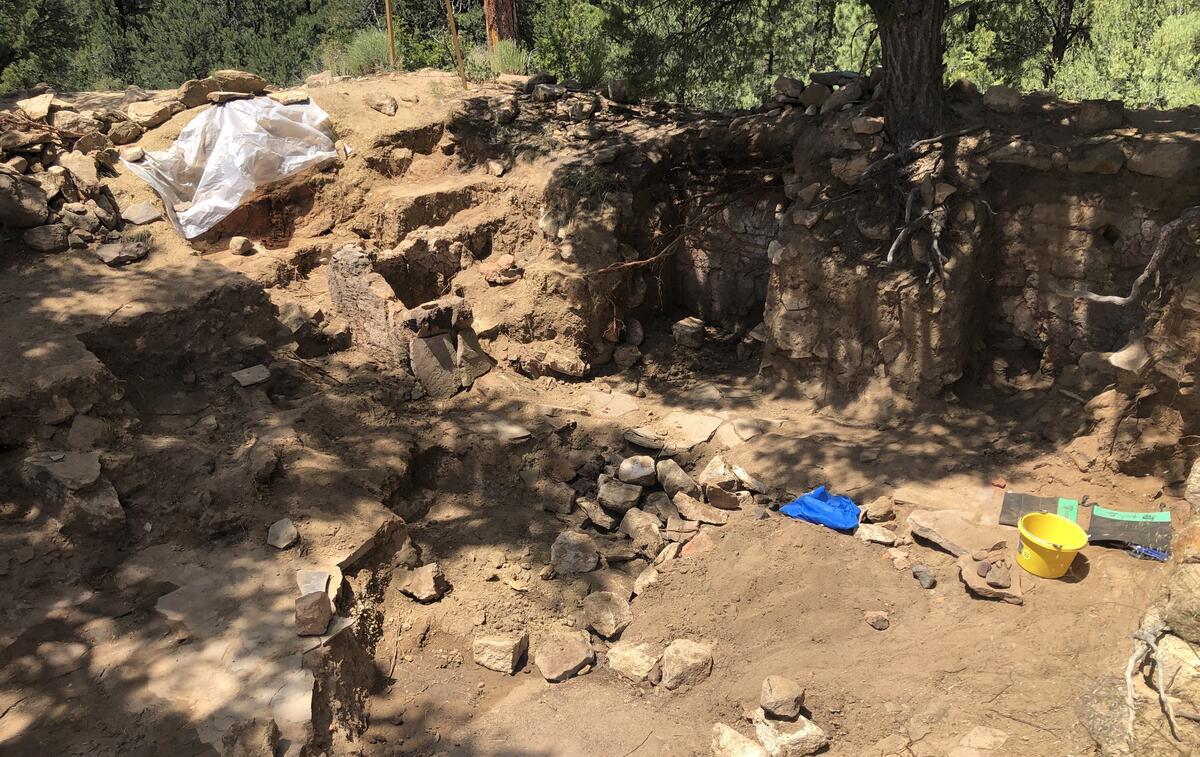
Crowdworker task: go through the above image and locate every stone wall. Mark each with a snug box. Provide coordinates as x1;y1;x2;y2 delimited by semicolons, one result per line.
760;88;1200;405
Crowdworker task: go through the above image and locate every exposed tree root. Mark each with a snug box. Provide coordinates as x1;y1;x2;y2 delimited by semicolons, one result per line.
1124;615;1181;745
1053;208;1199;305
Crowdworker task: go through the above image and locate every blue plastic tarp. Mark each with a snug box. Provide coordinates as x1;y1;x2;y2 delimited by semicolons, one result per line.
779;486;861;532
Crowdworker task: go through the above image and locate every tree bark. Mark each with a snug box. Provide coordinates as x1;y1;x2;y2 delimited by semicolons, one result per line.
1037;0;1085;87
866;0;948;146
483;0;519;50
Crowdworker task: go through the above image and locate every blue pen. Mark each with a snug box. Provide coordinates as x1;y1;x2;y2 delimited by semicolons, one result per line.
1130;545;1169;562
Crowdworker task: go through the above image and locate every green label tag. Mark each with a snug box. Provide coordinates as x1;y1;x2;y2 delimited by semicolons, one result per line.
1091;506;1172;523
1056;498;1079;522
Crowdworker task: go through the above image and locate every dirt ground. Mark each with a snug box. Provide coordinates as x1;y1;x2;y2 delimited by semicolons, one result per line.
0;71;1193;757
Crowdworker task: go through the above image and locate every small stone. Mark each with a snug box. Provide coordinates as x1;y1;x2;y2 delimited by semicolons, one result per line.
672;316;705;348
856;523;896;546
619;508;664;558
613;344;641;369
633;566;659;595
680;528;717;557
268;90;309;106
582;591;632;639
983;84;1022;112
94;241;149;266
654;542;682;564
672;492;730;525
731;464;768;493
232;364;270;386
229;235;254;255
865;611;890;631
712;723;769;757
957;554;1023;604
886;548;911;570
125;99;185;128
410;334;460;400
705;485;742;511
985;564;1012;589
911;564;937;589
657;459;701;500
59;480;125;537
643;491;679;523
798;82;831;107
577;496;615;530
660;638;713;690
365;93;398;116
295;591;333;636
23;450;101;493
207;92;254;104
177;77;220;107
551;529;599;574
697;456;738;490
761;675;806;720
473;631;529;674
107;120;143;145
212;69;269;94
121;200;160;224
852;116;884;134
618;455;657;486
267;518;298;548
39;396;75;425
607;640;661;682
535;479;575;514
66;414;113;449
398;563;448;603
863;496;895;522
532;83;565;102
534;631;594;682
22;223;70;252
598;477;642;512
588;569;635;599
751;707;828;756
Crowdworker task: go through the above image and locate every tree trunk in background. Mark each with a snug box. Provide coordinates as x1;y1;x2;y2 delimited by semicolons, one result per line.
866;0;948;146
483;0;519;50
1041;0;1083;87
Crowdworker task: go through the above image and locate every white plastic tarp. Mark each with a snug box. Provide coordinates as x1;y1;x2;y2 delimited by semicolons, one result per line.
122;98;338;239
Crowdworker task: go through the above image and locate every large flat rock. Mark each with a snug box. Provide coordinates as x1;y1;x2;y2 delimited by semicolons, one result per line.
907;509;1009;557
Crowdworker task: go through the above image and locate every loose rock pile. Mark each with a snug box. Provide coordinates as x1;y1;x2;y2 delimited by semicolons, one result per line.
712;674;829;757
0;68;273;261
771;67;882;115
461;449;777;692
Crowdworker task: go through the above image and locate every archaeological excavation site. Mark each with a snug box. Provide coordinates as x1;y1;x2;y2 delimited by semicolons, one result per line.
3;59;1200;757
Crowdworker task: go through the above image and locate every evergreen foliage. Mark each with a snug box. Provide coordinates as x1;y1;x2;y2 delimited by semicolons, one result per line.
0;0;1195;111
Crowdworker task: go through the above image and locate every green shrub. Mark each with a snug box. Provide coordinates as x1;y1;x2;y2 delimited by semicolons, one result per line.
345;28;394;76
465;44;493;81
491;39;527;75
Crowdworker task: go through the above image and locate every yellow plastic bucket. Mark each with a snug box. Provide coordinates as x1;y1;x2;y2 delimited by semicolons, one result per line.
1016;512;1088;578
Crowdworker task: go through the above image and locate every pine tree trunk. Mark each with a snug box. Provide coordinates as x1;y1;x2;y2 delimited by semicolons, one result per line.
866;0;947;145
483;0;519;50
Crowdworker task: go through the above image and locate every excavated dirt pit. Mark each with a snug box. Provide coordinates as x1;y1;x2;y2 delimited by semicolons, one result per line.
1;71;1196;757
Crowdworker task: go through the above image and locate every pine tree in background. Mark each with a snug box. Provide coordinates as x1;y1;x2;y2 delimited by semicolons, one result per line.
0;0;80;93
68;0;131;89
131;0;229;87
